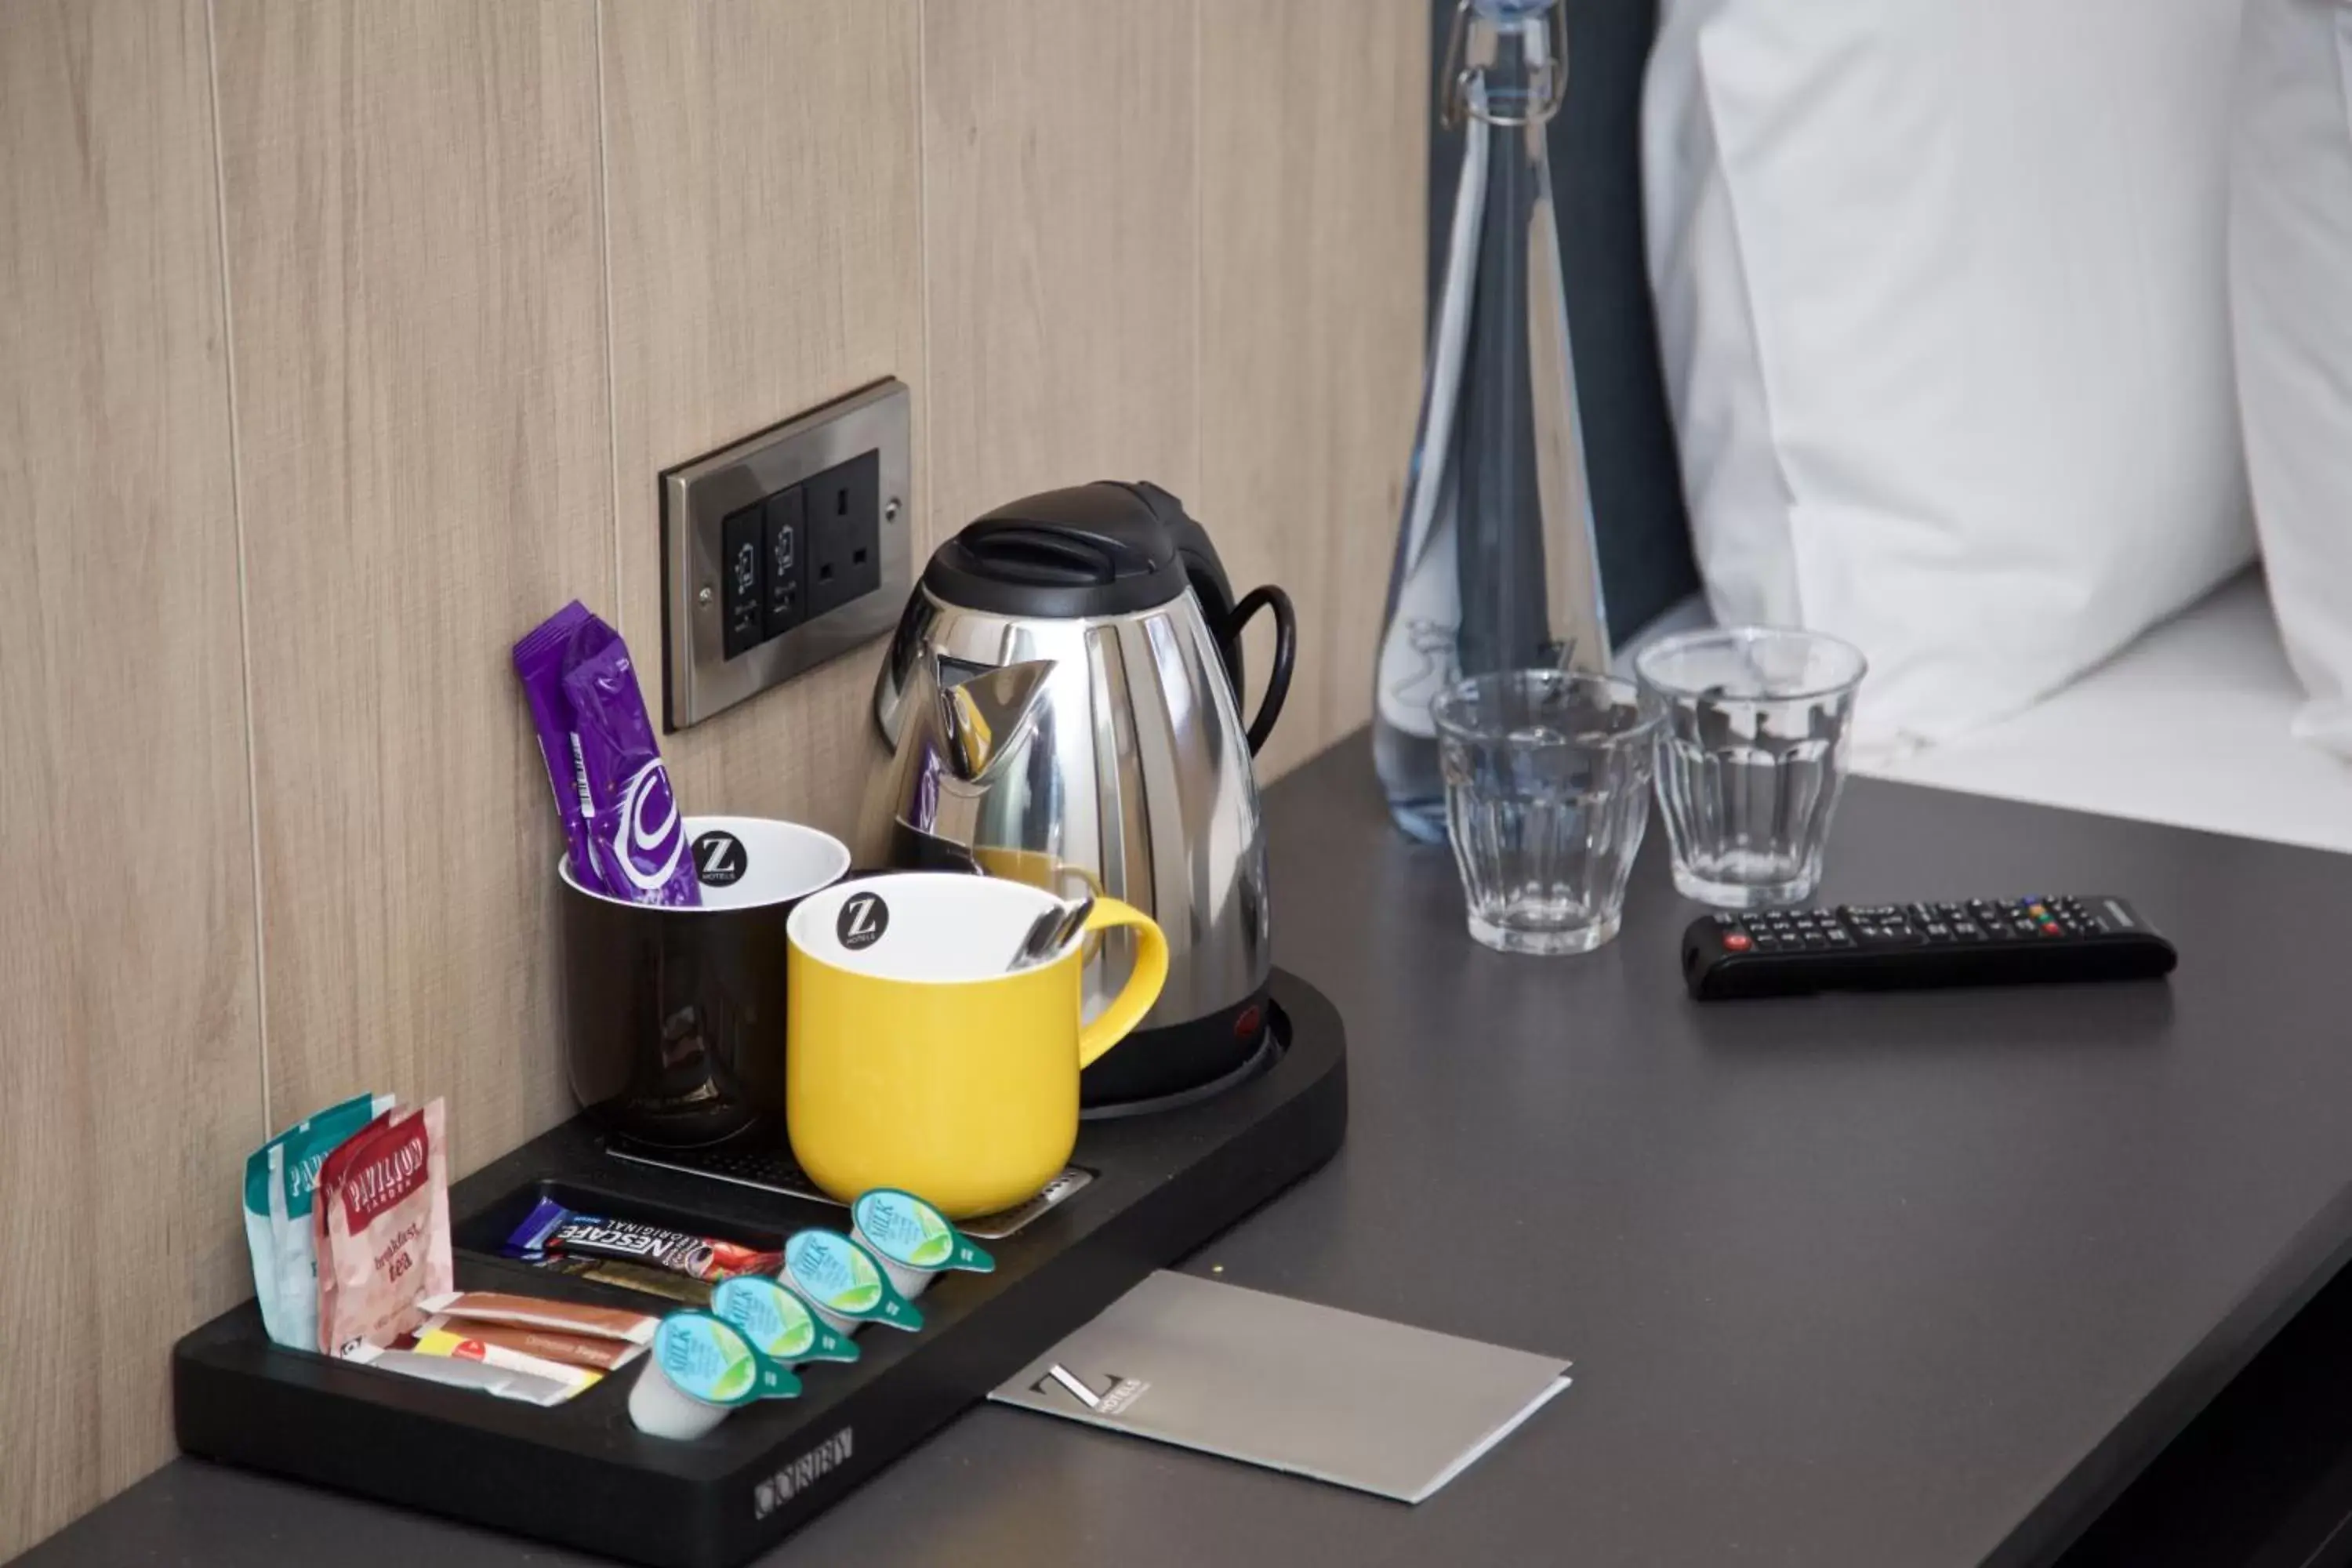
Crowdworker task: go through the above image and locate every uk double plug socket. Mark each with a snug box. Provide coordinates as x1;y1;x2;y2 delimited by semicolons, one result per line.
659;380;912;731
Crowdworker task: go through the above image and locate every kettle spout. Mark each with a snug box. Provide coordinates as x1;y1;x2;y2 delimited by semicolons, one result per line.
936;656;1057;782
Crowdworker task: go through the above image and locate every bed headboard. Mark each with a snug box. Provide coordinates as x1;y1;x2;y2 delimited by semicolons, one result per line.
1425;0;1697;642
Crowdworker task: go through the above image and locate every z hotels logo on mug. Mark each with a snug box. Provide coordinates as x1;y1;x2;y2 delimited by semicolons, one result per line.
786;873;1168;1218
836;892;889;951
691;829;747;887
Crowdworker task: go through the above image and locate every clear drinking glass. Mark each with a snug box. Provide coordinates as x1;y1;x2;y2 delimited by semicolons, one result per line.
1634;627;1867;909
1432;670;1662;955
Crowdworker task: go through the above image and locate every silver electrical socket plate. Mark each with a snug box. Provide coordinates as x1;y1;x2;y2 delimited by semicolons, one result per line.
660;379;912;731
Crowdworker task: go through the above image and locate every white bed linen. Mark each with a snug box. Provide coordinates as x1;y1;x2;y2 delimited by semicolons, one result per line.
1856;572;2352;855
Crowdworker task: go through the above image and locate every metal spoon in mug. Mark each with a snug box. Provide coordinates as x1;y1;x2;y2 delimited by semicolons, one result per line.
1007;906;1068;971
1005;893;1096;972
1048;892;1095;955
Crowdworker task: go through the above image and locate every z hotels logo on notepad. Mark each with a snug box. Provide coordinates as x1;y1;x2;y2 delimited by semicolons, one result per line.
1039;1364;1150;1415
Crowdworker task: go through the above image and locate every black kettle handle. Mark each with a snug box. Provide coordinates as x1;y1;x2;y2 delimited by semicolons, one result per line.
1119;481;1294;755
1157;503;1239;638
1228;585;1297;755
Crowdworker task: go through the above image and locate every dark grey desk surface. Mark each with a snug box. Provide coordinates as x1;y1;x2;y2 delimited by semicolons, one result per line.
26;735;2352;1568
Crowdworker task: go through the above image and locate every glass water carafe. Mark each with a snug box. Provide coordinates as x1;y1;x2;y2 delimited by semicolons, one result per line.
1374;0;1609;841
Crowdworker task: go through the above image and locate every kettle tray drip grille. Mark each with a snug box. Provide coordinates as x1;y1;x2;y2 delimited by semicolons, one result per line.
604;1143;1094;1241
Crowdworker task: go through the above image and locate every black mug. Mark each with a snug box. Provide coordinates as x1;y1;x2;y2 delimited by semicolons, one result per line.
557;815;850;1148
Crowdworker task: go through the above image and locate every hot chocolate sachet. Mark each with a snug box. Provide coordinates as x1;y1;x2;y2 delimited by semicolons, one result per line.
561;616;698;906
511;601;698;906
512;601;599;884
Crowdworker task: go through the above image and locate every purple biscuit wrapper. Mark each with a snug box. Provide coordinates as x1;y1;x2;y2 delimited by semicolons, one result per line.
501;1196;572;1258
561;620;699;906
512;601;597;882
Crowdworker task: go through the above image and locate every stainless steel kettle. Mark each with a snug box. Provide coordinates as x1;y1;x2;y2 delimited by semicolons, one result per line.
862;481;1296;1106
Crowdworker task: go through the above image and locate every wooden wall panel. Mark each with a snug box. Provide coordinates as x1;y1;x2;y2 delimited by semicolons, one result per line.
1;0;1428;1548
212;0;611;1174
601;0;924;844
0;1;259;1554
1197;0;1428;782
922;0;1200;532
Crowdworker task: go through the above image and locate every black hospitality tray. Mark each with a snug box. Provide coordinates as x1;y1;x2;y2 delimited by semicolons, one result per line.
172;968;1346;1568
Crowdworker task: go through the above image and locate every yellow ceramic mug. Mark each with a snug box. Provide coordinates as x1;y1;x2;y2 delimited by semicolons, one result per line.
785;873;1168;1218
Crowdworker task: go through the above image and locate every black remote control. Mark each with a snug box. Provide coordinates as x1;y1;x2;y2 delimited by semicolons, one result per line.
1681;895;2177;1000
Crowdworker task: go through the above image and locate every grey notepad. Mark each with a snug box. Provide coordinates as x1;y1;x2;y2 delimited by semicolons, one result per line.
989;1270;1571;1503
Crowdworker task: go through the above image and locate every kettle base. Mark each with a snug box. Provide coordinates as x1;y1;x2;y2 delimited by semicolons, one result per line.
1080;989;1272;1110
1080;1025;1278;1121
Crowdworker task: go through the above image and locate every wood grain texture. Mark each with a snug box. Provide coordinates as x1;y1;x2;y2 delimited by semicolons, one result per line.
0;1;1428;1548
213;0;610;1174
0;0;259;1553
921;0;1200;533
601;0;924;844
1197;0;1428;782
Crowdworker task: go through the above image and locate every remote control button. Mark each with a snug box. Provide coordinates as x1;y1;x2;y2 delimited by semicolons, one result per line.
1801;935;1829;951
1952;920;1984;941
1722;931;1752;952
2039;921;2063;936
1923;921;1951;938
1825;927;1854;946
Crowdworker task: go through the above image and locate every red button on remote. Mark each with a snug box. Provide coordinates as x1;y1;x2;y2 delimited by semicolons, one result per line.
1722;931;1753;952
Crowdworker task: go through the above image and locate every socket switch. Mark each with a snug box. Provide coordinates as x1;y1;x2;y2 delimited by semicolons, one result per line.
659;379;912;731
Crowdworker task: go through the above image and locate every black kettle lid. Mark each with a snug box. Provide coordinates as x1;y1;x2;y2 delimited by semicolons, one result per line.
923;481;1196;618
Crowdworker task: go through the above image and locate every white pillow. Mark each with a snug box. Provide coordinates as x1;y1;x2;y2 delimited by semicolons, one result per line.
2231;0;2352;758
1642;0;2255;748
